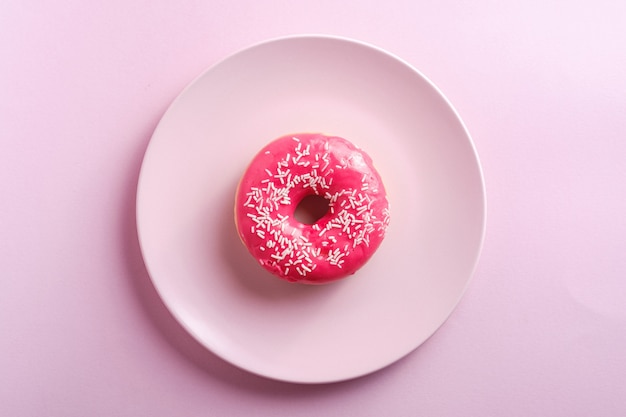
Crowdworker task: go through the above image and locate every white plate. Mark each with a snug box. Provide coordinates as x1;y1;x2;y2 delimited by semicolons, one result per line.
136;35;485;383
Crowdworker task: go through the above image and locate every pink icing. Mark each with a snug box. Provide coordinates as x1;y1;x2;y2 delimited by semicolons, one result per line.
235;133;390;284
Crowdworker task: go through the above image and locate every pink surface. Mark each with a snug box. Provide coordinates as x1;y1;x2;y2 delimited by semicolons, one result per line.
1;0;625;415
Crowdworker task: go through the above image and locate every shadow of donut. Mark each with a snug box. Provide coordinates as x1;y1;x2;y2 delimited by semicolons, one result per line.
216;176;331;302
124;129;396;394
121;132;263;384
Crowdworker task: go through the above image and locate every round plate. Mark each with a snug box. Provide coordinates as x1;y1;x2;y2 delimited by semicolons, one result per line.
136;35;485;383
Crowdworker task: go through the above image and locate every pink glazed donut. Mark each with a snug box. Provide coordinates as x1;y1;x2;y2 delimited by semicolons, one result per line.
235;133;390;284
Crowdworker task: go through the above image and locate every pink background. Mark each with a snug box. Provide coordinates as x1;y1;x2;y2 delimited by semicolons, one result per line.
2;1;625;415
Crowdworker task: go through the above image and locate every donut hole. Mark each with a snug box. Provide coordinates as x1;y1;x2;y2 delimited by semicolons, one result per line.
294;194;330;225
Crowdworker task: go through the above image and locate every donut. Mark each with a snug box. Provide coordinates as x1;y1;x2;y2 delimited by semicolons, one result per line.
234;133;390;284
